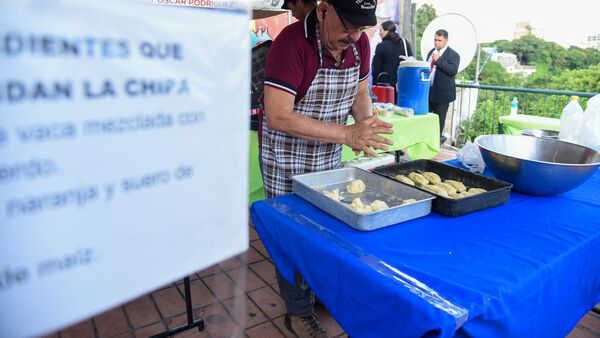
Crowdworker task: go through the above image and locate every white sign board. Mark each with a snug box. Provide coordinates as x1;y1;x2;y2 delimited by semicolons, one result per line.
420;13;478;73
0;2;249;337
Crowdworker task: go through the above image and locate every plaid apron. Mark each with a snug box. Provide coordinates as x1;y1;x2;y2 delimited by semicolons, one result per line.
261;26;361;198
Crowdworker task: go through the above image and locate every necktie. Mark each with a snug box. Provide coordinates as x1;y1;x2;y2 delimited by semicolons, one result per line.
430;57;436;70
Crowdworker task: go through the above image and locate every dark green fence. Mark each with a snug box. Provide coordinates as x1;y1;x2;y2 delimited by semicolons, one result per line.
447;83;597;146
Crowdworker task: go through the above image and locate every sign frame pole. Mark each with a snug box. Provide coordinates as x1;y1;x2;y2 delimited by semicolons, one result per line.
149;276;205;338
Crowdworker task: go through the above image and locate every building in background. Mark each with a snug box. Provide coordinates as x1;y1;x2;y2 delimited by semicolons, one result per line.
491;52;517;69
580;33;600;49
514;21;544;40
490;52;536;77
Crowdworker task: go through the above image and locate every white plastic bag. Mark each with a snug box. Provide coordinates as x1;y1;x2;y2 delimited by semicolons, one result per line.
558;97;584;142
578;94;600;150
457;141;486;173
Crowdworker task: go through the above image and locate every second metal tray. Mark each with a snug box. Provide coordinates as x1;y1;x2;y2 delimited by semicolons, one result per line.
292;167;434;231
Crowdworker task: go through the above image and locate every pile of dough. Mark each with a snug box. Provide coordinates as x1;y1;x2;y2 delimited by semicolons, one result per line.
468;187;487;194
369;200;389;212
422;172;441;184
347;179;366;193
323;188;342;202
350;198;373;214
401;198;417;205
422;184;449;197
395;174;415;186
348;198;389;214
400;171;488;198
433;182;457;195
444;180;466;192
408;172;429;186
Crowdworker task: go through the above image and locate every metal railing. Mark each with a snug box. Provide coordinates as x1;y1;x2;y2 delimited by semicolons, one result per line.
446;83;598;146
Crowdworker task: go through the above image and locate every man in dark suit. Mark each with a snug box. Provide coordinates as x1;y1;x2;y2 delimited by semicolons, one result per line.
427;29;460;144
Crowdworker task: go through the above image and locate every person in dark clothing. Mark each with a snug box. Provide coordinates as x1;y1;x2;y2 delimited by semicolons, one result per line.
281;0;317;21
426;29;460;144
371;20;413;101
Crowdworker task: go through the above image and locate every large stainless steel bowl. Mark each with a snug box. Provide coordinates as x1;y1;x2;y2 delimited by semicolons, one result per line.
475;134;600;195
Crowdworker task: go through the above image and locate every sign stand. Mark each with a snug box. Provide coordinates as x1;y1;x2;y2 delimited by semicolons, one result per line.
149;276;205;338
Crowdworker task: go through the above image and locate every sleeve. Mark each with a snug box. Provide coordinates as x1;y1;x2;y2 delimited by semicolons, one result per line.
436;49;460;77
371;44;383;84
263;28;305;96
426;48;433;61
405;39;414;57
358;33;371;81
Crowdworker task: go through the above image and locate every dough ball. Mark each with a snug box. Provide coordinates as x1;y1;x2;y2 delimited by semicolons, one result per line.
347;179;366;193
323;188;341;201
350;197;372;214
370;200;389;212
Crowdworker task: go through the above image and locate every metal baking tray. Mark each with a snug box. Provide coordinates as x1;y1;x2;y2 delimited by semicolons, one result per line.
292;167;434;231
373;160;513;216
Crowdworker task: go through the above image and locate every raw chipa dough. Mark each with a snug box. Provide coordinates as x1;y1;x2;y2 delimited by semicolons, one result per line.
468;187;487;194
369;200;389;212
395;174;415;186
444;180;466;192
422;172;442;184
347;179;366;193
323;188;342;202
350;198;373;214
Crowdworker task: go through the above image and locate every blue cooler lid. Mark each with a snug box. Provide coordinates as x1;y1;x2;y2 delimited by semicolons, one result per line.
399;61;430;68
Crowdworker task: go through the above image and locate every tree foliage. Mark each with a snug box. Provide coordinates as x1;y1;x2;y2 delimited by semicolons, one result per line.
458;50;518;86
494;34;600;74
414;4;600;146
415;4;436;60
546;64;600;93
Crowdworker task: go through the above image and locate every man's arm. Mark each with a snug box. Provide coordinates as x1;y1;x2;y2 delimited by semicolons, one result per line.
264;85;394;157
351;79;372;122
426;48;434;60
435;49;460;77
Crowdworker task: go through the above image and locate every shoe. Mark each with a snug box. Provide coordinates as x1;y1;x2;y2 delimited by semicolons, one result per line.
284;313;330;338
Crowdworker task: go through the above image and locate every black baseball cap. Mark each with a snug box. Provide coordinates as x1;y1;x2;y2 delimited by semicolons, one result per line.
328;0;377;27
281;0;317;10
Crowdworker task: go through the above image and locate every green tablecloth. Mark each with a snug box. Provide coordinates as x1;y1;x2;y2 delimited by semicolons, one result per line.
499;115;560;135
341;113;440;161
249;131;265;205
248;113;440;204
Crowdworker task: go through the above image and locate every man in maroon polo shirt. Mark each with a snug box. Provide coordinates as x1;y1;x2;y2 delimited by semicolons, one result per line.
261;0;393;337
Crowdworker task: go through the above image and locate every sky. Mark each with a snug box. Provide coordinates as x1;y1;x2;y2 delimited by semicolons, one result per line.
412;0;599;48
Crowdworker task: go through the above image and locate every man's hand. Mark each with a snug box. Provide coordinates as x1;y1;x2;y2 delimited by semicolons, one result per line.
345;116;394;157
432;50;441;62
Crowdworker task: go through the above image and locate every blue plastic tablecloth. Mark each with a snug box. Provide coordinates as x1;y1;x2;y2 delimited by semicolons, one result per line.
250;161;600;338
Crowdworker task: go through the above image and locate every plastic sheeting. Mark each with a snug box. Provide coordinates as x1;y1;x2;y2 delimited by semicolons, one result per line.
250;161;600;337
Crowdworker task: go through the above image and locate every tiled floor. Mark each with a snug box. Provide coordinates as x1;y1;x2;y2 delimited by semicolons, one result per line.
44;229;346;338
47;149;600;338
